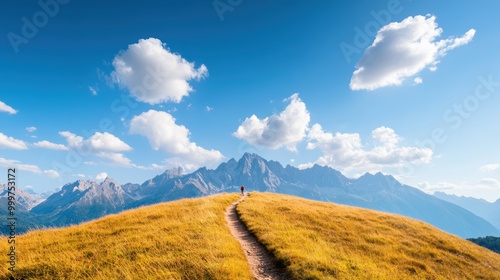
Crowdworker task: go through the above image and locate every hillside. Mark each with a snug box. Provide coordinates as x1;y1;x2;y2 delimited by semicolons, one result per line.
2;192;500;279
0;194;252;280
238;193;500;279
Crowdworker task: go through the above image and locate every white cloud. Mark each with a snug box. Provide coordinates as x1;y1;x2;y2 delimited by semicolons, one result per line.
96;151;132;166
0;133;28;150
233;93;310;152
150;163;165;170
87;132;132;152
59;131;133;165
111;38;208;104
304;125;432;176
0;101;17;114
418;179;500;202
298;162;314;170
479;178;500;187
0;157;59;178
88;86;98;95
130;110;224;170
43;170;60;178
26;126;37;133
413;77;423;85
206;106;213;112
479;164;500;172
95;172;108;180
350;15;475;91
33;140;68;151
60;131;132;152
0;158;39;173
84;161;97;165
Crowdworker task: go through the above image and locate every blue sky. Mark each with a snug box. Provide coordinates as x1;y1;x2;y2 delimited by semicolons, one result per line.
1;0;500;201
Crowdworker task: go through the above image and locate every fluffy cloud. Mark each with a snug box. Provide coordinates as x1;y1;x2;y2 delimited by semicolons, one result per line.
350;15;475;90
0;101;17;114
59;131;133;165
479;164;500;172
304;125;432;176
130;110;224;170
95;172;108;180
0;133;28;150
111;38;208;104
0;157;59;178
60;131;132;153
233;94;310;151
33;140;68;151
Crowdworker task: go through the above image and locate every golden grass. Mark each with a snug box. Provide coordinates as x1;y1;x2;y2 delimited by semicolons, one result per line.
0;193;252;280
237;192;500;280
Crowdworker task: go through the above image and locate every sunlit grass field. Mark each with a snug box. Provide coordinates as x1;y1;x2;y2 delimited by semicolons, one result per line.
2;192;500;280
237;192;500;280
0;193;252;280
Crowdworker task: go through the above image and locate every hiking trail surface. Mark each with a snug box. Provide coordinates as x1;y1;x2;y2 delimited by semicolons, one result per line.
225;194;292;280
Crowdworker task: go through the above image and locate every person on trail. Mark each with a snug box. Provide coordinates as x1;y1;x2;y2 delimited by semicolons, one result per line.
240;185;245;195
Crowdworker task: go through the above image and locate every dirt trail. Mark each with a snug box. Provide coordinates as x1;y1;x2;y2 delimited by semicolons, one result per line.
225;194;292;280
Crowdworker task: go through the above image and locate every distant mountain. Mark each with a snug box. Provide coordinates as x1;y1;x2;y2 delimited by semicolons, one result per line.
0;183;49;235
434;192;500;230
0;183;42;211
22;154;500;238
32;177;135;226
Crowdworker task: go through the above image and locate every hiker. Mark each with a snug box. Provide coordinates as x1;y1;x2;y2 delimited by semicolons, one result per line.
241;185;245;195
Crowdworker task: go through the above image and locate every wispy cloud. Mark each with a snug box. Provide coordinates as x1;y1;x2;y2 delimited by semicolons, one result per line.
88;86;98;95
26;126;37;133
418;179;500;202
479;163;500;172
0;101;17;114
0;157;59;178
33;140;68;151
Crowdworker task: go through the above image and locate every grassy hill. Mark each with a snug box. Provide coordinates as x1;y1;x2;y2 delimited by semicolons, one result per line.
1;192;500;279
237;193;500;279
0;193;252;280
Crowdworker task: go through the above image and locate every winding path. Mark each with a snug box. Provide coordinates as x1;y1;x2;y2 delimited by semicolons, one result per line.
225;194;292;280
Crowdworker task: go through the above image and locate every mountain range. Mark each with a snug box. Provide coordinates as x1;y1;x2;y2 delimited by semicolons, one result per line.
434;191;500;230
7;153;500;238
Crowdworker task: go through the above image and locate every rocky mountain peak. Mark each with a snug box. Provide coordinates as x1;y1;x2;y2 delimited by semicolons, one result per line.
163;167;184;179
